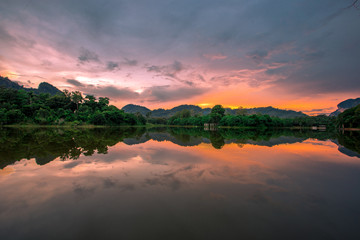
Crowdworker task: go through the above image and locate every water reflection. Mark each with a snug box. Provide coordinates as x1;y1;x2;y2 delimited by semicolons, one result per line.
0;127;359;169
1;127;360;239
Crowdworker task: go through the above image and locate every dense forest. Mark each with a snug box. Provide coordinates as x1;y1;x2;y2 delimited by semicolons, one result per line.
336;104;360;128
0;87;146;126
165;105;336;128
122;103;307;118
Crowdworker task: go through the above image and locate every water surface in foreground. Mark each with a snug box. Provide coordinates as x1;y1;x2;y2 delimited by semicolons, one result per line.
0;127;360;239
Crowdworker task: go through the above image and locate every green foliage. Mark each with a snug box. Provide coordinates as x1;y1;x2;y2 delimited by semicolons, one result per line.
122;104;307;119
0;87;145;126
336;104;360;128
209;105;225;123
166;107;336;128
6;109;25;124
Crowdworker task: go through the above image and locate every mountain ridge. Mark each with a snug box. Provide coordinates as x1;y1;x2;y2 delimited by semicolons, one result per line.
122;104;307;118
330;98;360;116
0;76;61;95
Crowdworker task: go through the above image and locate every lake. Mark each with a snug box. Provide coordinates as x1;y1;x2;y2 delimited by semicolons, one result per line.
1;127;360;239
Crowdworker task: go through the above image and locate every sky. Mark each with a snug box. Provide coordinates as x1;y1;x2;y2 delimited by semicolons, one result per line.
0;0;359;115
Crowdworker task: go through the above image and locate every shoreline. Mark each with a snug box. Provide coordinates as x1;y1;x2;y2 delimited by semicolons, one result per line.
1;124;358;131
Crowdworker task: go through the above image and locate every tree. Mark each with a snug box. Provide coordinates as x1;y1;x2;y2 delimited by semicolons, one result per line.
6;109;25;124
71;91;83;111
209;105;225;123
0;108;7;125
84;95;97;111
98;97;109;110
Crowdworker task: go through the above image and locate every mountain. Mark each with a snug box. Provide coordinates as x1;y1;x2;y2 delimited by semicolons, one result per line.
247;106;307;118
0;76;23;90
152;105;204;117
330;98;360;116
122;104;307;118
37;82;62;95
0;76;61;95
122;104;151;115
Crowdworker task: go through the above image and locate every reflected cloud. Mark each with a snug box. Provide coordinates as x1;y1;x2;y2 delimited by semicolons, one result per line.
73;182;96;198
144;165;195;191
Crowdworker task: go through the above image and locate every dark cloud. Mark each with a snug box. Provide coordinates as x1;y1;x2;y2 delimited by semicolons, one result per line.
103;178;116;188
144;165;195;190
141;85;208;102
90;85;139;99
303;51;325;62
78;47;100;63
63;161;82;169
146;65;161;73
0;24;16;43
73;182;96;198
122;58;138;66
67;79;84;87
302;107;334;113
65;82;140;100
146;60;185;78
247;50;268;64
106;61;120;71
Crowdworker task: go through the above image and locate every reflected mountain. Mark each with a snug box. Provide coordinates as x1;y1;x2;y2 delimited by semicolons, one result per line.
335;131;360;158
1;127;359;169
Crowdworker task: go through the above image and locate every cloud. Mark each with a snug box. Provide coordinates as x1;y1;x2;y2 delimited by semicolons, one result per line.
122;58;138;66
246;50;268;64
302;107;335;115
146;60;185;79
141;85;208;102
63;161;82;169
78;47;100;63
66;82;140;100
106;61;120;71
73;182;96;198
0;24;16;43
67;79;84;87
144;165;195;190
103;178;116;188
203;54;227;60
90;85;140;99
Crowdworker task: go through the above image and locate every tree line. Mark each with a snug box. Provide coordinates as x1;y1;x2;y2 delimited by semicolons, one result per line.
166;104;336;128
0;87;146;126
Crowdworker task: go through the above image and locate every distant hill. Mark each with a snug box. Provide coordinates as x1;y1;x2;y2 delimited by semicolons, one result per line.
330;98;360;116
0;76;61;95
0;76;23;90
122;104;307;118
122;104;151;115
152;105;204;117
247;107;307;118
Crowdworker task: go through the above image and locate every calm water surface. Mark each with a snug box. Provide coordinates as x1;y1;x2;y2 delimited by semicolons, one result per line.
0;127;360;239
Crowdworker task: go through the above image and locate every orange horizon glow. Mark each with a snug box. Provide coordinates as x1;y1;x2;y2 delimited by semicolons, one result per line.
1;70;358;116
